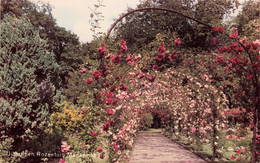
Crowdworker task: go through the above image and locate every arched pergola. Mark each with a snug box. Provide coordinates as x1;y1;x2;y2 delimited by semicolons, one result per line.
104;7;213;43
102;7;259;163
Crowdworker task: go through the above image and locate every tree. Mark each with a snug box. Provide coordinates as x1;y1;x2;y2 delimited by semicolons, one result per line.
0;15;62;160
1;0;84;88
112;0;239;52
234;0;260;40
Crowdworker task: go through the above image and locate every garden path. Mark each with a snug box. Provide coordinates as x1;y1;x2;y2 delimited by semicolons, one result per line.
129;131;207;163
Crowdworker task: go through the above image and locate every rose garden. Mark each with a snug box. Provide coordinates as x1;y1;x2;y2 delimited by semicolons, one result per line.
0;0;259;163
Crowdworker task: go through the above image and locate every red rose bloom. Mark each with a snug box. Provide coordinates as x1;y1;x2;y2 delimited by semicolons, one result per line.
112;99;118;106
104;98;113;105
106;92;114;98
59;159;66;163
93;71;102;79
120;83;128;91
105;53;111;59
158;42;165;53
115;145;120;151
112;54;121;65
91;131;97;136
127;60;135;66
212;26;224;33
125;54;133;62
80;67;87;73
216;55;225;64
120;39;127;53
219;47;227;53
168;52;177;61
86;78;93;84
229;28;238;39
218;26;224;33
100;152;105;159
98;43;106;55
107;108;114;115
152;65;158;71
61;143;70;153
212;26;219;32
156;52;165;61
104;81;110;87
236;148;242;155
137;72;145;79
126;54;135;65
146;74;156;82
97;146;103;153
110;85;117;92
156;42;166;61
103;121;111;131
211;37;217;45
174;38;181;47
246;73;253;81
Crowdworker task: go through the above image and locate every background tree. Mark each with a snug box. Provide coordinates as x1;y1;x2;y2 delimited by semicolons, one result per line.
234;0;260;40
112;0;239;53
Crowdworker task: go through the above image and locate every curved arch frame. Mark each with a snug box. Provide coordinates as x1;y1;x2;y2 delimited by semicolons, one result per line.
104;7;213;42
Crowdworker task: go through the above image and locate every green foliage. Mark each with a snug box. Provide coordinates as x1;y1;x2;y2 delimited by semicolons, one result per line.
25;129;62;154
140;113;154;130
0;15;62;161
63;42;99;105
63;70;88;105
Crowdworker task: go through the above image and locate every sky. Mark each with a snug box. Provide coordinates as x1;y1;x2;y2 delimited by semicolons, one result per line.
30;0;140;43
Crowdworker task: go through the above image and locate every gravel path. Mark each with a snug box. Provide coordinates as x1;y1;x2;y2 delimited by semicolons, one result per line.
129;132;207;163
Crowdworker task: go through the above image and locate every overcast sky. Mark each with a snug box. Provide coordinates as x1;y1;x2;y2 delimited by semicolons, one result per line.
30;0;140;43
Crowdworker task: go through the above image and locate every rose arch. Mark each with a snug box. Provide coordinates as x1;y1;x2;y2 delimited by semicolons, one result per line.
74;7;260;163
98;7;259;162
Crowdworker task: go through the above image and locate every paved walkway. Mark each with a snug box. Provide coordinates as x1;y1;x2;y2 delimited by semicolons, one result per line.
129;132;207;163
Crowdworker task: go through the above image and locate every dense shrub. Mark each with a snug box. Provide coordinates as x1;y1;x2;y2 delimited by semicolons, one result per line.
0;15;62;162
50;103;97;161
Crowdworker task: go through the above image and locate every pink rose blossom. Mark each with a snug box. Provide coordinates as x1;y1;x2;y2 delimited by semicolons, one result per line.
97;146;103;153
